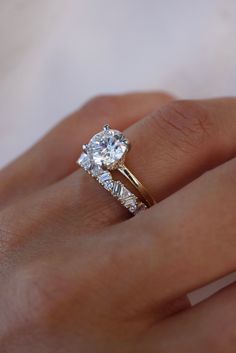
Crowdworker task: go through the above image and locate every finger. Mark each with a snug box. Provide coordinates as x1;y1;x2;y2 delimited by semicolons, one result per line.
123;97;236;201
1;97;236;240
3;97;236;239
67;97;236;229
113;156;236;307
3;161;235;324
141;282;236;353
0;92;172;209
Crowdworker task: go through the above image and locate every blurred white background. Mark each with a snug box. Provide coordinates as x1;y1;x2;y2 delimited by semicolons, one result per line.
1;0;236;166
0;0;236;301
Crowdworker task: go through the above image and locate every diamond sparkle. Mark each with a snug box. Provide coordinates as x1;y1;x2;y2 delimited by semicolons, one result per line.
78;153;91;171
77;125;147;215
97;171;112;184
88;128;129;169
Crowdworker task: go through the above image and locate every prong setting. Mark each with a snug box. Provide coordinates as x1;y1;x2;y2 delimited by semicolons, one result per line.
124;139;131;151
82;144;88;152
103;124;111;131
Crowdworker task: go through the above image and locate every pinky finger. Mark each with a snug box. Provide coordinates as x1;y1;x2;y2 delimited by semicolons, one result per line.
142;282;236;353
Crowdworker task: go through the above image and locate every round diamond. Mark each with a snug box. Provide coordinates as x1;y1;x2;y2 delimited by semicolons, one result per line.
88;129;129;169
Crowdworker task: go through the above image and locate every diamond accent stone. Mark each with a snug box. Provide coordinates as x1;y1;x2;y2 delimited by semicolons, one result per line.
122;195;137;209
119;186;131;199
129;206;137;213
97;171;112;184
90;165;103;177
88;128;129;169
103;180;114;191
112;181;123;197
78;153;91;171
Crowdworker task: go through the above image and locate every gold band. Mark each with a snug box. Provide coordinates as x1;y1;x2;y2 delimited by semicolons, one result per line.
118;164;155;208
78;154;147;215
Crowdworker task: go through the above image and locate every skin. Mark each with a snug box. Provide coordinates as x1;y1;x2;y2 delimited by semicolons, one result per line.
0;92;235;352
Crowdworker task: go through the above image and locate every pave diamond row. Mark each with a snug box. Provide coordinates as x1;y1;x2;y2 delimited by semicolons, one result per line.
78;153;147;215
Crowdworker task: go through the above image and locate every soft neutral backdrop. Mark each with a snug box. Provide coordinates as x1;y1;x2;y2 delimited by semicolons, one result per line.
0;0;236;302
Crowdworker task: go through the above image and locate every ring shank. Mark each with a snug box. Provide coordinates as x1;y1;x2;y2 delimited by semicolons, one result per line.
118;164;155;207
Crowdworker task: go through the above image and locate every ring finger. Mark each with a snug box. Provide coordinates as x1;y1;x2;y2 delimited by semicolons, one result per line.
2;97;236;238
68;97;236;231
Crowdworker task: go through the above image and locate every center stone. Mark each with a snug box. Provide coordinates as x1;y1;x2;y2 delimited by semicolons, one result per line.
88;128;129;169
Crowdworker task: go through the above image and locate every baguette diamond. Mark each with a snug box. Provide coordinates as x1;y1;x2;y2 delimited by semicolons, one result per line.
78;153;91;171
97;171;112;184
78;152;146;215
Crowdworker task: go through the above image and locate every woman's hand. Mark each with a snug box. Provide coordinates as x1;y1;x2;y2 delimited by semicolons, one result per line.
0;92;236;353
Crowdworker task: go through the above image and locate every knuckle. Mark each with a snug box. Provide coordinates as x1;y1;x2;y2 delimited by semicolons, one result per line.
151;100;214;151
83;94;120;115
9;262;76;327
7;255;107;329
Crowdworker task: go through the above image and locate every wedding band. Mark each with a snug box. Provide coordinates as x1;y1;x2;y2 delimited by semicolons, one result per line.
77;161;147;214
77;124;155;214
117;164;155;207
